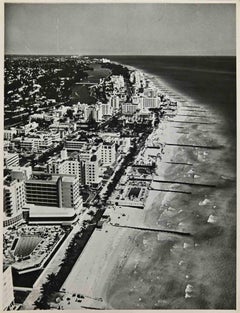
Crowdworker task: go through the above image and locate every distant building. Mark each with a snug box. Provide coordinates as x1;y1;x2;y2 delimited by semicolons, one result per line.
21;121;39;135
130;70;145;88
122;103;138;115
138;96;159;111
110;75;125;90
20;135;53;152
84;105;94;122
4;129;17;141
109;95;120;112
65;140;85;151
98;132;121;145
97;102;113;121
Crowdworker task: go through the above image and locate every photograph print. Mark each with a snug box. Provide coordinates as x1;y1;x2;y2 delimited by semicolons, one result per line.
2;2;237;311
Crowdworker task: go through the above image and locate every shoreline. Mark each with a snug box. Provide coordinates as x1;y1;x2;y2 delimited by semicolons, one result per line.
59;67;186;309
59;63;236;310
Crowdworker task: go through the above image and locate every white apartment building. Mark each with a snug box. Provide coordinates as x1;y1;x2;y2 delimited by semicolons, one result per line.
84;105;95;122
47;158;83;183
101;142;116;166
85;154;102;186
60;175;82;214
122;103;138;114
109;95;120;112
130;70;145;88
110;75;125;89
20;135;53;152
3;179;25;227
138;96;159;111
4;129;17;141
65;140;85;151
143;87;158;98
98;103;113;121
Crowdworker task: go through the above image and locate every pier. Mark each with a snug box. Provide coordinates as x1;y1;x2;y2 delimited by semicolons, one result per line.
165;161;193;166
110;223;192;237
168;120;215;125
165;143;222;149
181;108;208;113
152;179;216;188
149;187;192;195
181;105;201;108
177;114;208;118
146;146;161;149
132;164;155;169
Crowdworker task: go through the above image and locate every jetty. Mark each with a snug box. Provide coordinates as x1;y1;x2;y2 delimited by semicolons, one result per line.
110;223;192;237
152;179;216;188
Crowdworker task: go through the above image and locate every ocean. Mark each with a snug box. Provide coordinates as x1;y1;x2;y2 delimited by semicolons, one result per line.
102;56;236;309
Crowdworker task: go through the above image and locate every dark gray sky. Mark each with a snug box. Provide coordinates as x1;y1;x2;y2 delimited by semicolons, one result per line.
5;3;236;56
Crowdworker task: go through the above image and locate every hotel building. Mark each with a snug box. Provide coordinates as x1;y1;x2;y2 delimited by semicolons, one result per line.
3;178;25;227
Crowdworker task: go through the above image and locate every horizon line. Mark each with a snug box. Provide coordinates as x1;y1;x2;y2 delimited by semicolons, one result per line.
4;54;236;57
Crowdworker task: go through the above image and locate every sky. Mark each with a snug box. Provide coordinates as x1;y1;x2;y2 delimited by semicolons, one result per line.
5;3;236;56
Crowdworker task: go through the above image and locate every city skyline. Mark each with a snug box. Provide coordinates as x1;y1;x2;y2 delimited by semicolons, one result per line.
5;3;236;56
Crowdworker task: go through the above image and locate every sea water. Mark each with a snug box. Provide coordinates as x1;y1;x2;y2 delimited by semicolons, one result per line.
104;56;236;309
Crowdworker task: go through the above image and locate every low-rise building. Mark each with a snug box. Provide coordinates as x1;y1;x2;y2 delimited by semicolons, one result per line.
4;128;17;141
4;152;19;168
122;103;138;115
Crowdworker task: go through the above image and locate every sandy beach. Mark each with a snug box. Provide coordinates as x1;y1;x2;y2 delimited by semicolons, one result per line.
60;70;236;310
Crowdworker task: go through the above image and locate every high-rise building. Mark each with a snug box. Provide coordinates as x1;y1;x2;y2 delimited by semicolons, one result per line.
61;175;81;210
25;175;60;207
101;142;116;166
3;178;25;227
25;174;82;211
85;154;102;186
47;152;85;185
